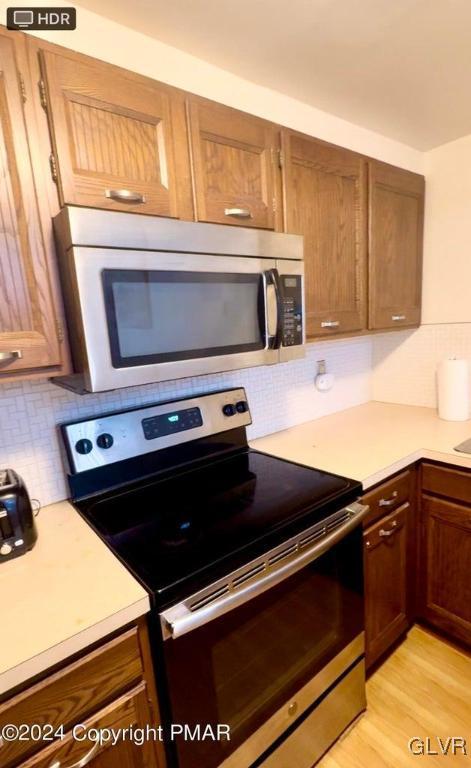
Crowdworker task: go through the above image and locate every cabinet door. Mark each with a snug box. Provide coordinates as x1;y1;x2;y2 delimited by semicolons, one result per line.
18;684;160;768
422;495;471;645
364;503;409;668
0;34;61;374
188;96;280;229
368;161;424;330
38;45;193;219
282;131;367;338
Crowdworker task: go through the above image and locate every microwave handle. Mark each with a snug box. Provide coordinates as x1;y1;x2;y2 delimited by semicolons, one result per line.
160;502;369;640
265;269;283;350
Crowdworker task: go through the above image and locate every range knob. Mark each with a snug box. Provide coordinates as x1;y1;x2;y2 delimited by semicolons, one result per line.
0;543;12;556
75;438;93;455
236;400;248;414
222;404;236;417
97;433;114;449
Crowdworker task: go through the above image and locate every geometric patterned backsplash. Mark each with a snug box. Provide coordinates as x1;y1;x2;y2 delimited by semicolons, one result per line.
0;337;372;506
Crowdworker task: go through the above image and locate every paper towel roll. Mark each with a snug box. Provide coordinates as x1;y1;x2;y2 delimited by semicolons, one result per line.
437;358;470;421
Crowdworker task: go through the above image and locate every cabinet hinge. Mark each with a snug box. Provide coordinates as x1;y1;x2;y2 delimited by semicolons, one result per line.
278;149;284;169
18;72;27;103
49;153;58;183
56;319;64;343
38;79;48;110
272;197;277;213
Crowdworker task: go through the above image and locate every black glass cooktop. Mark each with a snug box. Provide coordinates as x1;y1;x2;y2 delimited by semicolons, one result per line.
77;449;361;608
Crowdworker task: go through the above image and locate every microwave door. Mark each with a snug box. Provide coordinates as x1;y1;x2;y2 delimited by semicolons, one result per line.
72;247;279;392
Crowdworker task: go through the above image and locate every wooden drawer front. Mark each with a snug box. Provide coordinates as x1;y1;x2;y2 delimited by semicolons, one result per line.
0;628;143;768
422;463;471;505
18;683;158;768
362;470;411;528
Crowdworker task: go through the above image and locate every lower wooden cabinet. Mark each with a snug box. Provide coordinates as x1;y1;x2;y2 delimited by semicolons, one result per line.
363;502;410;668
421;488;471;646
0;622;163;768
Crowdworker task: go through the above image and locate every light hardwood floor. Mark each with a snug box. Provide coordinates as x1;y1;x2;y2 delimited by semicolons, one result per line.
318;626;471;767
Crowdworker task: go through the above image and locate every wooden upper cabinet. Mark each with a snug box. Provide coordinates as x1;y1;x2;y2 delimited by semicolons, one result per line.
38;45;193;218
368;161;424;330
188;96;281;229
282;131;367;338
0;32;61;375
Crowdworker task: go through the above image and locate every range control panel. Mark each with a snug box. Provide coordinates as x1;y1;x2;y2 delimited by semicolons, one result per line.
281;275;303;347
143;407;203;440
61;388;252;474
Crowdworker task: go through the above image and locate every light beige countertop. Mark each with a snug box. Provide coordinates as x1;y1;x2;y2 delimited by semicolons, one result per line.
251;401;471;489
0;500;149;696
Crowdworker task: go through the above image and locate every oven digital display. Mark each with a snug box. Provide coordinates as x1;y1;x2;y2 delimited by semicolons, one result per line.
142;407;203;440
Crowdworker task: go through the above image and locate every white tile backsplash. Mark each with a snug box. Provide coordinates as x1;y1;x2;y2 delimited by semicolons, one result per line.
0;337;372;506
372;323;471;407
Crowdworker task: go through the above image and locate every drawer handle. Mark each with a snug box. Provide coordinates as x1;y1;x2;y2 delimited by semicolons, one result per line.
321;321;340;329
0;350;22;363
224;207;252;219
391;314;406;322
379;491;398;507
49;739;99;768
379;520;398;538
105;189;146;204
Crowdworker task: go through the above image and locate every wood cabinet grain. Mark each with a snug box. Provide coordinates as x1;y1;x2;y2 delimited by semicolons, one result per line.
0;31;63;377
368;161;424;330
18;684;159;768
363;503;410;668
421;493;471;646
36;42;193;220
188;96;281;229
282;131;367;338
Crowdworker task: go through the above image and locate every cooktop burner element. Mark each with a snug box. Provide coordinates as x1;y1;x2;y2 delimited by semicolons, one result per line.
60;388;362;608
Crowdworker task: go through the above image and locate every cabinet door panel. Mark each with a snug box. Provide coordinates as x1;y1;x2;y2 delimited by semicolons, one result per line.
282;131;367;338
368;161;424;330
18;684;159;768
188;97;279;229
364;503;409;667
40;48;192;218
422;494;471;644
0;35;61;373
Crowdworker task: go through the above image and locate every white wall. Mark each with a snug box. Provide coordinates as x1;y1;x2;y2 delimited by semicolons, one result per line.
0;0;423;172
0;339;372;506
422;134;471;323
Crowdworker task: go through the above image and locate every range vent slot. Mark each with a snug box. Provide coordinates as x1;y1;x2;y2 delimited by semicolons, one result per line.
298;526;326;549
326;511;350;532
232;563;265;588
190;585;230;612
268;543;297;566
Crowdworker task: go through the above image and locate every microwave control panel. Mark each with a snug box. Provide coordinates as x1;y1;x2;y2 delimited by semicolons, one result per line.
281;275;303;346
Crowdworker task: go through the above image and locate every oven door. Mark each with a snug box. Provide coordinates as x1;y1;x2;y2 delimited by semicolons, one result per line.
157;507;367;768
70;248;282;392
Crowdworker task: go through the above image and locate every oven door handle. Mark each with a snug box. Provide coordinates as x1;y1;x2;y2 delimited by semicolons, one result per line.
160;502;369;640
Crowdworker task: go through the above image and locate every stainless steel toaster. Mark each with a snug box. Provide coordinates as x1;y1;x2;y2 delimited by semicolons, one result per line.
0;469;37;562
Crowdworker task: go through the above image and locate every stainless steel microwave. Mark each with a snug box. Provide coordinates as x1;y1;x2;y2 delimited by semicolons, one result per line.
53;207;305;394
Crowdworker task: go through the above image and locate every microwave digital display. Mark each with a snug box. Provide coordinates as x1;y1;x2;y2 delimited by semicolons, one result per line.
142;407;203;440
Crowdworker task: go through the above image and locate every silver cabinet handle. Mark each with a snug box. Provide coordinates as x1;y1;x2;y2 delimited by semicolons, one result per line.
392;315;406;321
378;491;398;507
321;321;340;329
49;739;99;768
379;520;398;538
0;350;22;362
224;207;252;219
105;189;146;204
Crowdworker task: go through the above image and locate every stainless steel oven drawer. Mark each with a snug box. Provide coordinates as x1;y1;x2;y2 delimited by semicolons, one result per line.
258;659;366;768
